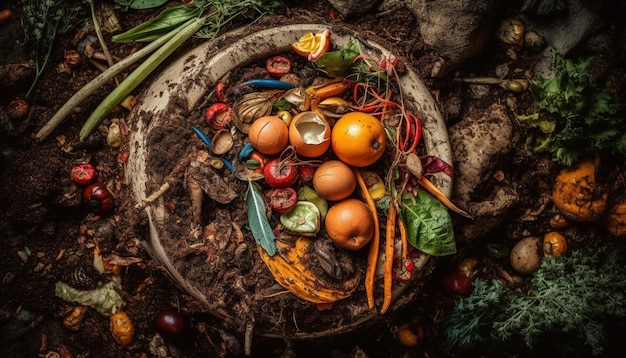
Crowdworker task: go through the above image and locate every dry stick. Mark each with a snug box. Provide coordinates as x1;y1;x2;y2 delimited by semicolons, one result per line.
89;0;120;85
33;22;181;142
354;168;380;310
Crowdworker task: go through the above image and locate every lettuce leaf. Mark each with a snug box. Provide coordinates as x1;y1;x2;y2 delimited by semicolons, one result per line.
401;191;456;256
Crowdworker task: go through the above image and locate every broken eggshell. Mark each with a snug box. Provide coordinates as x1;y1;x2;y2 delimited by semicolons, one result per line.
288;111;331;158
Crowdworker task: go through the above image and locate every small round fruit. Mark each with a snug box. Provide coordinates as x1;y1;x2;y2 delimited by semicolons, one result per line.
313;160;356;201
155;309;190;346
325;198;375;250
442;269;473;297
288;111;331;158
248;116;289;155
510;236;542;274
331;112;387;167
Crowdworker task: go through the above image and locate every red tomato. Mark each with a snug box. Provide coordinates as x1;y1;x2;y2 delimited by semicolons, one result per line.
82;182;114;215
263;159;298;188
442;269;474;297
266;56;291;77
269;188;298;214
70;163;98;186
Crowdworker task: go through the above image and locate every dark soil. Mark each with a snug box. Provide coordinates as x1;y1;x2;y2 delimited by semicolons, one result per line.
1;1;624;358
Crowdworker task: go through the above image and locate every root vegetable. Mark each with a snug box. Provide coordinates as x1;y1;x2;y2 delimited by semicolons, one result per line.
552;158;608;222
510;237;542;275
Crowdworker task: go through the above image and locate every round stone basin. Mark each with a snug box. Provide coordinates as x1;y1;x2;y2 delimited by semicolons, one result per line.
125;24;452;339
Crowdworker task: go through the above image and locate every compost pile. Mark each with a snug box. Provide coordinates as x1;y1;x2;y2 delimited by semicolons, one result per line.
1;1;625;357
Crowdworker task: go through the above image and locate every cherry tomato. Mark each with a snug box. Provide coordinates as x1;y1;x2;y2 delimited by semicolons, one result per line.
442;269;474;297
266;56;291;77
263;158;298;188
82;182;114;215
269;188;298;214
70;163;98;186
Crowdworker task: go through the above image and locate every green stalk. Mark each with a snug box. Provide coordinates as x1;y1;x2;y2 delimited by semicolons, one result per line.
79;17;205;142
34;22;183;142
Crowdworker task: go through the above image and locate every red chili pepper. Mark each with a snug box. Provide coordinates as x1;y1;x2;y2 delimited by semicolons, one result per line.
397;112;422;154
205;103;232;130
83;182;115;215
266;56;291;78
70;163;98;186
215;82;227;103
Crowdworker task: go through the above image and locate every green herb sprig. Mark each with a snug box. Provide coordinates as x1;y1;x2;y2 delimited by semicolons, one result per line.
519;49;626;165
444;246;626;356
21;0;88;97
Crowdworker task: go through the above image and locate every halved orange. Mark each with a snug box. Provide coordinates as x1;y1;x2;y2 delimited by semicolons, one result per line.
291;29;331;61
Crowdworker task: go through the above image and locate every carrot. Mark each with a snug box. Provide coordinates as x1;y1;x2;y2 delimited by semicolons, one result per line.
354;168;380;310
380;202;397;314
398;215;408;263
417;176;473;219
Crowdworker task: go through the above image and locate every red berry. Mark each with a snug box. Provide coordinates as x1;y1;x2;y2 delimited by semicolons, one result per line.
442;269;474;297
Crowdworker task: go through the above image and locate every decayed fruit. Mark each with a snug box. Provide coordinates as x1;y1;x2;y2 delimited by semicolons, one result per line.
325;198;375;250
297;185;328;220
280;201;321;235
606;196;626;236
83;182;115;215
269;187;298;214
248;116;289;155
543;231;567;256
70;163;98;186
331;112;387;167
263;158;298;188
257;237;359;303
312;160;356;201
111;311;134;346
266;55;292;77
291;29;330;61
552;158;608;222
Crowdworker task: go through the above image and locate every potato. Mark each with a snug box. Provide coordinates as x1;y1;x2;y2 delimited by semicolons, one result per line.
510;237;543;274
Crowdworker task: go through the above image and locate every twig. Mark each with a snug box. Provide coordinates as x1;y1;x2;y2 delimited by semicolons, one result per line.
89;0;120;85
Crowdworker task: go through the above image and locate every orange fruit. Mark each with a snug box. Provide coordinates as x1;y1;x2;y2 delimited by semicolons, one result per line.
331;112;387;167
289;111;331;158
248;116;289;155
313;160;356;201
325;198;375;250
291;29;331;61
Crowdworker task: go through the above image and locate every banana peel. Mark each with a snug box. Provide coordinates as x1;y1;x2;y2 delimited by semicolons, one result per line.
257;238;359;304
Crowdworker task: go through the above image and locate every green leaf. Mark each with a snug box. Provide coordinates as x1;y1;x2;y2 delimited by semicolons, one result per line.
113;0;169;10
401;191;456;256
246;180;277;256
112;5;202;43
314;41;360;78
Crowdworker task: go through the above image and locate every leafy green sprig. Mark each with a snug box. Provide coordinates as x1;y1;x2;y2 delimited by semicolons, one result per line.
444;246;626;355
519;49;626;165
21;0;89;97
